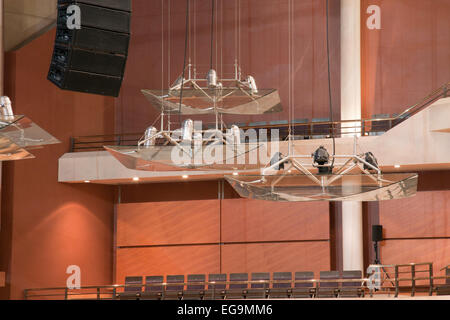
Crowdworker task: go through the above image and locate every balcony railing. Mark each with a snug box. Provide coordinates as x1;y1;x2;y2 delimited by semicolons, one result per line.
23;262;450;300
69;82;449;153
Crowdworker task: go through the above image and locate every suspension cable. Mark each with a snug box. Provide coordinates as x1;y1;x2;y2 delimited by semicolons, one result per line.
210;0;215;70
326;0;336;166
178;0;190;124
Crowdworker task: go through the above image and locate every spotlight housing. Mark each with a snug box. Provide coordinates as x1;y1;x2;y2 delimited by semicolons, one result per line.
364;152;379;171
270;152;285;170
313;146;333;174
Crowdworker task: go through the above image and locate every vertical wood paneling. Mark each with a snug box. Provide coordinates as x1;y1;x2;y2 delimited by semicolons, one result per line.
380;239;450;284
380;191;450;239
222;198;329;242
361;0;450;118
221;242;330;275
115;246;220;283
117;200;220;246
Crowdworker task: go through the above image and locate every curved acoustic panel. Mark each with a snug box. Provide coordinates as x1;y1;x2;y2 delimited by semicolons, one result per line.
0;115;60;161
104;143;270;171
225;173;418;202
141;88;282;115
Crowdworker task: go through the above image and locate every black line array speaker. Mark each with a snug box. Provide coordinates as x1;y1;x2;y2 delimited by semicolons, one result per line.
372;225;383;242
48;0;131;97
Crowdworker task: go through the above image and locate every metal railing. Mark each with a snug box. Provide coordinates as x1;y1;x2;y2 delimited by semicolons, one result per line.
69;82;449;152
24;278;368;300
24;263;450;300
367;262;442;298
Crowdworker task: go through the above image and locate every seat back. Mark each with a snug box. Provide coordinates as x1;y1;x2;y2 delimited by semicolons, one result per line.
272;272;292;289
145;276;163;292
319;271;340;288
166;275;184;291
342;270;362;288
208;274;227;290
229;273;248;289
250;273;270;289
187;274;206;291
124;276;143;293
294;272;314;288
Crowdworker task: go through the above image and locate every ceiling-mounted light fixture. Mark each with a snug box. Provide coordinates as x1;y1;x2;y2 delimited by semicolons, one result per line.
105;0;281;172
0;96;59;161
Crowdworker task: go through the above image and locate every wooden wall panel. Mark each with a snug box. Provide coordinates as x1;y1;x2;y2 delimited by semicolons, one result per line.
2;29;116;299
119;181;220;203
361;0;450;118
380;239;450;282
117;200;220;246
221;242;330;275
222;199;329;242
380;191;450;238
115;246;220;283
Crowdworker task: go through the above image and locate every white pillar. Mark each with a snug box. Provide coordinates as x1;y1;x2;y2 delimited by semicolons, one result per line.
341;0;361;134
341;0;364;272
342;202;364;271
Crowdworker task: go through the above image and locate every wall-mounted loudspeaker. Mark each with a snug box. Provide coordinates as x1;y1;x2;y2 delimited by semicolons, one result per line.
372;225;383;242
48;0;131;97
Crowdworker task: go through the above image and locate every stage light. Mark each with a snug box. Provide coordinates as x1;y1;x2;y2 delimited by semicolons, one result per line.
207;69;218;88
0;96;14;119
394;164;401;169
132;177;140;181
232;172;239;176
269;152;285;170
182;175;189;179
247;75;258;94
84;180;91;183
364;152;379;171
313;146;332;174
313;146;329;165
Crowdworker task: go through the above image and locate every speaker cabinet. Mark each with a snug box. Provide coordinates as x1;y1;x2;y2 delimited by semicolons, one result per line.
372;225;383;242
48;0;131;97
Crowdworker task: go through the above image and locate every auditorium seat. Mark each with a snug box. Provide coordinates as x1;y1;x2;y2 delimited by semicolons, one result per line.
291;272;315;298
204;273;227;300
119;276;143;300
226;273;249;299
245;272;270;299
183;274;206;300
317;271;340;298
140;276;163;300
164;275;184;300
269;272;292;298
339;270;364;297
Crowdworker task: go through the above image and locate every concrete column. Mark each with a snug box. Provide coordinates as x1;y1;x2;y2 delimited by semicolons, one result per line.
341;0;364;272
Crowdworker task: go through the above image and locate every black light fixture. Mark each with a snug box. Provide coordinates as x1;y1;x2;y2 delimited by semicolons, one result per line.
270;152;285;170
313;146;333;174
364;152;379;171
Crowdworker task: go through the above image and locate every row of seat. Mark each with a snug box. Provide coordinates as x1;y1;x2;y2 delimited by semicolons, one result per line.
119;271;364;300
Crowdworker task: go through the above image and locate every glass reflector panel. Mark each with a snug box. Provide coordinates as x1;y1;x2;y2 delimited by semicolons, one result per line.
225;173;418;202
